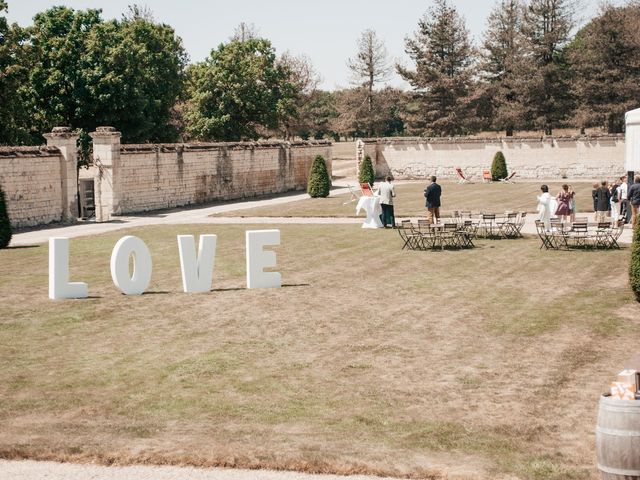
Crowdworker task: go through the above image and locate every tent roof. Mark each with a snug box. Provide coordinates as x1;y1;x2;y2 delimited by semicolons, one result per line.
626;108;640;126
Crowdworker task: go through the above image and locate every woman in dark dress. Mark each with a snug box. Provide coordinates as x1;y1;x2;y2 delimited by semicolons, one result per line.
555;184;573;222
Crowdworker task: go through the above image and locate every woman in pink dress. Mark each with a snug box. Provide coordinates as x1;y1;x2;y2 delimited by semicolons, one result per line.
555;184;573;222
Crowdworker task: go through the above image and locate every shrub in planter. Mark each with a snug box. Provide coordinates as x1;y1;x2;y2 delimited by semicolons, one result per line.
307;155;331;198
491;151;508;181
0;186;12;249
359;154;375;186
630;222;640;302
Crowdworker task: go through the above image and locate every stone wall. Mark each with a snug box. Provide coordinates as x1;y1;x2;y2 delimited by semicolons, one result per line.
362;136;626;180
90;128;332;220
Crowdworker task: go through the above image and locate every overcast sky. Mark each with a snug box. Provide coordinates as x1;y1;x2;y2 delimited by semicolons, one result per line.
5;0;619;90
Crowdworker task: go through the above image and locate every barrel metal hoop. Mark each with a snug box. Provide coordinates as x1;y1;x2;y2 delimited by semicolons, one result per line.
597;426;640;437
598;464;640;476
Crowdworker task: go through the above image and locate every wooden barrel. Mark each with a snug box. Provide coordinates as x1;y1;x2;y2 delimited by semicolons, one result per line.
596;394;640;479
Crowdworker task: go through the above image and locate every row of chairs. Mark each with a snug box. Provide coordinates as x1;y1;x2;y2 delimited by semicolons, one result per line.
397;219;476;250
535;219;625;250
452;211;527;239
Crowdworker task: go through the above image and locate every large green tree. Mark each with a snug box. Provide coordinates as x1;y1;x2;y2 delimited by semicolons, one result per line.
25;6;187;143
479;0;527;136
185;38;294;141
398;0;477;136
0;1;33;144
519;0;575;135
567;3;640;134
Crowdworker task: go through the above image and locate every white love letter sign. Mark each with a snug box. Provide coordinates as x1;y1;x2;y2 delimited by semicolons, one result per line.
110;236;152;295
246;229;281;289
177;234;217;293
48;237;88;299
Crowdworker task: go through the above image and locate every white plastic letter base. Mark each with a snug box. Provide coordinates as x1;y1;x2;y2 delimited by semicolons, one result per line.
110;236;152;295
177;234;217;293
48;237;88;299
246;230;281;289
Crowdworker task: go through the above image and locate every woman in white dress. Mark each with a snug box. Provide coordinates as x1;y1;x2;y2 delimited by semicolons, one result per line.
537;184;552;231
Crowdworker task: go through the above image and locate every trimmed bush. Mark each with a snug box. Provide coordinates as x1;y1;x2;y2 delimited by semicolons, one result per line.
630;222;640;302
0;185;12;249
307;155;331;198
359;154;375;186
491;151;508;181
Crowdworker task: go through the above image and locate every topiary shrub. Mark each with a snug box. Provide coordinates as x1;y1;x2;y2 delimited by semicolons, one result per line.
491;151;508;181
359;154;375;186
630;222;640;302
307;155;331;198
0;185;12;249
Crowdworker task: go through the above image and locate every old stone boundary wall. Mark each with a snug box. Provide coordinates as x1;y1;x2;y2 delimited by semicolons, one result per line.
0;127;332;229
112;141;331;215
360;136;626;180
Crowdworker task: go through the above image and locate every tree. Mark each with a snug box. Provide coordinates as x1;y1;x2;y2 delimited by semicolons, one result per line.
567;3;640;133
398;0;477;136
631;222;640;302
0;1;31;145
24;6;187;144
359;154;375;186
185;38;294;141
491;151;508;181
519;0;576;135
307;155;331;198
347;29;392;136
0;185;11;248
480;0;527;136
230;22;259;42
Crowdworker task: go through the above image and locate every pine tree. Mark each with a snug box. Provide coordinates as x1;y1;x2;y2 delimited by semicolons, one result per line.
491;151;508;181
519;0;576;135
358;154;375;187
566;4;640;134
307;155;331;198
631;222;640;302
480;0;527;136
398;0;476;136
0;185;12;249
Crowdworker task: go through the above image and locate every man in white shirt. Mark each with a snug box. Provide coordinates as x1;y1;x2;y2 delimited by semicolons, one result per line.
377;176;396;228
619;176;630;224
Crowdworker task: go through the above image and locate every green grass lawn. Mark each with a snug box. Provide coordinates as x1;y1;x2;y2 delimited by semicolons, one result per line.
0;224;637;479
216;181;599;218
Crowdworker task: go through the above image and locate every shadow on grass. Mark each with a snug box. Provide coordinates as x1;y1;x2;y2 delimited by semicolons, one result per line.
211;284;311;292
5;245;40;249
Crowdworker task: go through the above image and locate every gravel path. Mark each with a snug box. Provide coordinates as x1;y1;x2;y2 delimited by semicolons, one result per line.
0;460;399;480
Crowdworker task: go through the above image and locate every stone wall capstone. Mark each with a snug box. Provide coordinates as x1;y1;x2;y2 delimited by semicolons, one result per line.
361;136;626;180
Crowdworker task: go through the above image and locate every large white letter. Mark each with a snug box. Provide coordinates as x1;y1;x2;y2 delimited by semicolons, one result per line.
110;236;152;295
177;234;217;293
246;230;281;289
48;237;88;299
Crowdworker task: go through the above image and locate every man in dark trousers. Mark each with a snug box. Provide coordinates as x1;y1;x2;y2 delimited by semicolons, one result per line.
594;180;611;223
424;175;442;224
629;176;640;227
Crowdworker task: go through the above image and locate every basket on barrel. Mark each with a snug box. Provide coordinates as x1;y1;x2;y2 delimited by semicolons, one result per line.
596;393;640;479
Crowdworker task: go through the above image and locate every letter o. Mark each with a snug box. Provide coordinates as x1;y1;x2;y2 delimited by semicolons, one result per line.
110;236;152;295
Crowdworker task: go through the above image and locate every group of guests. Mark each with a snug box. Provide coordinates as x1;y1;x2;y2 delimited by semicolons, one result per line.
537;176;640;230
376;175;443;228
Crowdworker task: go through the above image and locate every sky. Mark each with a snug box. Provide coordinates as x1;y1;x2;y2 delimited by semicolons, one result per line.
5;0;617;90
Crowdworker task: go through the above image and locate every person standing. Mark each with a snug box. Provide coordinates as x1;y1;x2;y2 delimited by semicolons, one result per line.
619;176;630;224
609;180;620;222
554;184;572;223
594;180;611;223
537;184;552;231
424;175;442;224
569;185;577;222
377;175;396;228
629;176;640;227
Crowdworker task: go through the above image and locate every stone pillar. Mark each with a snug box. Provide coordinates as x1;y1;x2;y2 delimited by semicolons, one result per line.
43;127;80;222
90;126;121;222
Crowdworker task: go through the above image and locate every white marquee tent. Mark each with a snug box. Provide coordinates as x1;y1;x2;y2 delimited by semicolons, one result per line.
625;108;640;173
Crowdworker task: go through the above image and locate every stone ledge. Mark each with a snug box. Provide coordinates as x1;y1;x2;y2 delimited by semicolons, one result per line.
120;140;332;154
0;146;61;158
362;134;625;145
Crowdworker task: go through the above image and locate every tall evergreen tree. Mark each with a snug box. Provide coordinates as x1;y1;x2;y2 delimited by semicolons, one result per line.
480;0;526;136
519;0;576;135
567;4;640;133
347;29;392;136
398;0;476;136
